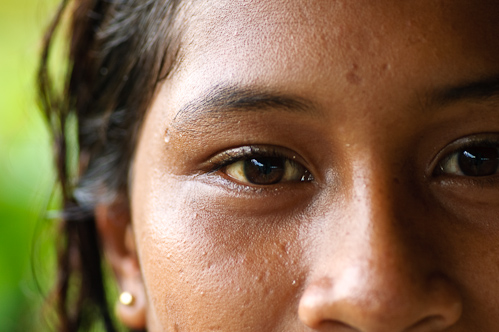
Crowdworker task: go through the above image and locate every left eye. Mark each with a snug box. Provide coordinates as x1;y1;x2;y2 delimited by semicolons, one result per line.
437;144;499;177
224;157;313;185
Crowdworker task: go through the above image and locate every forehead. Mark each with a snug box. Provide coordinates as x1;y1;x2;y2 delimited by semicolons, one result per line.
173;0;499;103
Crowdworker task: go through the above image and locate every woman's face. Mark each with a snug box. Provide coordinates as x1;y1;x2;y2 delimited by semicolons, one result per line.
126;0;499;330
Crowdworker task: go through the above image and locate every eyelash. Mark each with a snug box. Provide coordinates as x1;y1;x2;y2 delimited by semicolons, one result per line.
203;136;499;189
207;146;314;186
432;136;499;179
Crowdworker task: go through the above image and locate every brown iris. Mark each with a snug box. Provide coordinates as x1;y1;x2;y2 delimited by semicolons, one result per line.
458;146;499;176
243;157;285;184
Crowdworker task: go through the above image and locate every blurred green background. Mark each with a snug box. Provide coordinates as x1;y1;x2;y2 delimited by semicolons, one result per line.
1;0;59;330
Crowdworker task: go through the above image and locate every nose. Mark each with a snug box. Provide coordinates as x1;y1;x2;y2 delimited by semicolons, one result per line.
299;269;462;332
298;173;462;332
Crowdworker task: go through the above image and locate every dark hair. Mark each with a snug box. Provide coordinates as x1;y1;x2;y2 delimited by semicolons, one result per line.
38;0;183;330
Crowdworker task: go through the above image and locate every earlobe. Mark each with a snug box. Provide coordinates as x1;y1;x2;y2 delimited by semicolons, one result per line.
116;274;147;330
94;199;147;330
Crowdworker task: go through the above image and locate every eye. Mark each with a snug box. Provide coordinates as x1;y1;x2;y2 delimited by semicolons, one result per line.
209;146;314;186
225;157;313;185
436;142;499;177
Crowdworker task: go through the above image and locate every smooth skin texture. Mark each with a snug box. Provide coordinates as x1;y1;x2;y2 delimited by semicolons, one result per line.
97;0;499;331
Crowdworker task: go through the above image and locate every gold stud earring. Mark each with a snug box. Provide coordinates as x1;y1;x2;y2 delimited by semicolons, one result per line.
119;291;134;306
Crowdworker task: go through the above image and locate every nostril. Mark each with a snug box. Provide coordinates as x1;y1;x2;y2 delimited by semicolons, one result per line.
406;298;463;332
324;321;361;332
298;272;462;332
407;315;446;332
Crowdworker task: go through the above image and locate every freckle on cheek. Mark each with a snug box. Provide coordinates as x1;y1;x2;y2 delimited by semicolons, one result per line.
346;63;362;85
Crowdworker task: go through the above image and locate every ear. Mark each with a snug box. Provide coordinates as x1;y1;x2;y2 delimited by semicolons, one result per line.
95;197;146;330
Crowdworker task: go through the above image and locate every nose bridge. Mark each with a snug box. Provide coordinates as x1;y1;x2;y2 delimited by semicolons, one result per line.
347;156;422;302
298;155;463;331
351;156;414;269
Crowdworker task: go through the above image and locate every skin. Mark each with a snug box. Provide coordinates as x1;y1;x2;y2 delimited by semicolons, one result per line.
97;0;499;331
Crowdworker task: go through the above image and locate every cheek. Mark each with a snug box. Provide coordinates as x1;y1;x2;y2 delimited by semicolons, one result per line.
133;178;308;331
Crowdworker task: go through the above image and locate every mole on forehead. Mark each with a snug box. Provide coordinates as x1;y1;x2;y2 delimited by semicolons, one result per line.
168;0;499;105
179;1;373;81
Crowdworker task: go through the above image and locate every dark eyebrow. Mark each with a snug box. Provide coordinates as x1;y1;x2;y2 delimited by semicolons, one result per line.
173;84;315;125
429;75;499;107
172;76;499;128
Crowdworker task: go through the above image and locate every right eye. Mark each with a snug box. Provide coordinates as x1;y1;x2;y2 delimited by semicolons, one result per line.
436;143;499;177
224;156;313;185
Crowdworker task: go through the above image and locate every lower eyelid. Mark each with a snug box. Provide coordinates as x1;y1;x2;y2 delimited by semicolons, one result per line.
430;135;499;177
434;175;499;189
202;144;317;187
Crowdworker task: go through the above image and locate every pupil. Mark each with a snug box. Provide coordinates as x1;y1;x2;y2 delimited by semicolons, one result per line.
458;146;499;176
244;158;285;184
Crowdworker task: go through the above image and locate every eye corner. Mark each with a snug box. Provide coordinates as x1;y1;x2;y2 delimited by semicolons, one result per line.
203;144;317;189
429;133;499;180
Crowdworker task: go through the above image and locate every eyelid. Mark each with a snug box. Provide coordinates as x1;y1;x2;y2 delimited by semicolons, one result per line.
205;145;308;172
198;144;316;190
430;133;499;177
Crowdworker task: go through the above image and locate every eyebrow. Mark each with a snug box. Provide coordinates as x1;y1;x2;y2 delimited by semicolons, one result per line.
429;75;499;107
173;84;315;125
172;75;499;128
